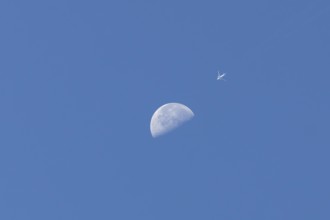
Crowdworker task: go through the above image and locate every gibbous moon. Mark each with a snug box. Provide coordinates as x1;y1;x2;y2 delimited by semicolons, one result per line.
150;103;194;138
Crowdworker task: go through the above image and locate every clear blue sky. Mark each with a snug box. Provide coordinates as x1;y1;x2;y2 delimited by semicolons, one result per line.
1;0;330;219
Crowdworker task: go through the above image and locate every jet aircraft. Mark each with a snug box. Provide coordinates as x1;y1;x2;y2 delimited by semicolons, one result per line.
217;71;226;81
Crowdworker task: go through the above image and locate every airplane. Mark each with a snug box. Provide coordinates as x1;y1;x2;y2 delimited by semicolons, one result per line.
217;71;226;81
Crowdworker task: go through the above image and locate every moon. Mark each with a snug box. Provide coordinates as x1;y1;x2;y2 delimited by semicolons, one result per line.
150;103;194;138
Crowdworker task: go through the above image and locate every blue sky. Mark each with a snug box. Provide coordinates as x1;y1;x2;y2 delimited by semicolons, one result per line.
1;0;330;219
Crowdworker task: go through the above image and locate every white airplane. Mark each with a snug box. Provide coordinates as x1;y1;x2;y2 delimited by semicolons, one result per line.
217;71;226;81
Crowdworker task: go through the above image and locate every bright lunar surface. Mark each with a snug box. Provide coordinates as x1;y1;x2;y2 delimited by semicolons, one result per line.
150;103;194;138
